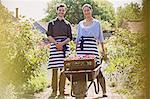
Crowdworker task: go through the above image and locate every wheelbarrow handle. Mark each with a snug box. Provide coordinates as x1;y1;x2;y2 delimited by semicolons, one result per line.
99;56;104;65
94;80;100;94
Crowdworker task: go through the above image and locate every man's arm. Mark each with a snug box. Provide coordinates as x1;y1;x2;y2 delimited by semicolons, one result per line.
46;22;57;44
61;38;70;45
48;36;57;44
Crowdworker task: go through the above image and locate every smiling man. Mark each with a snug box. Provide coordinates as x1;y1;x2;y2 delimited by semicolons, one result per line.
46;3;72;98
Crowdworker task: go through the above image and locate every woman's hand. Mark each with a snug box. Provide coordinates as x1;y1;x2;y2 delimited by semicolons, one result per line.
101;51;108;61
101;51;106;57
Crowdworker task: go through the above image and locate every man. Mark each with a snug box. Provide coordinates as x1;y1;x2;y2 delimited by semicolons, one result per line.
46;3;72;98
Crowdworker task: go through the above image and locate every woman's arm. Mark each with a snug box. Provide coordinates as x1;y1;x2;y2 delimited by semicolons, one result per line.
97;21;106;56
100;42;106;57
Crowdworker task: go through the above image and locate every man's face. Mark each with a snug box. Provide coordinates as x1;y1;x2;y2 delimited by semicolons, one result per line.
57;7;66;17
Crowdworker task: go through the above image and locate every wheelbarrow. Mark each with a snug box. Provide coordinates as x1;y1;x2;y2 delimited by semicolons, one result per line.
64;55;103;99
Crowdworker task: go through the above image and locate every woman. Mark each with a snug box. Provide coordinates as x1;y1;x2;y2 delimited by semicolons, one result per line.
75;4;107;97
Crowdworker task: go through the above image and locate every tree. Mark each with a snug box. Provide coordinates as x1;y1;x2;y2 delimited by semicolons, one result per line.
62;0;100;24
43;0;115;25
43;0;100;24
116;3;143;27
42;0;59;22
95;0;115;25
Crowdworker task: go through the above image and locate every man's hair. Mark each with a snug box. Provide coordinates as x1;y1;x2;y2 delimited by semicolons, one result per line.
82;4;92;10
56;3;66;10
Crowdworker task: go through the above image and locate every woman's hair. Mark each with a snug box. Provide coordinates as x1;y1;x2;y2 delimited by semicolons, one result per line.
56;3;67;10
82;4;92;10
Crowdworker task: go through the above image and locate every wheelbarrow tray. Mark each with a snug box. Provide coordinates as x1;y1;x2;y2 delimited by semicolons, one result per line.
64;64;101;81
64;58;96;71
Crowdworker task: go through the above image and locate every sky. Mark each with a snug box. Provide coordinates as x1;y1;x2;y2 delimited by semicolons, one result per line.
1;0;50;21
1;0;142;21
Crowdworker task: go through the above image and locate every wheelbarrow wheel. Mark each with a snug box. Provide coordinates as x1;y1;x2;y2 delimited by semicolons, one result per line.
72;80;87;99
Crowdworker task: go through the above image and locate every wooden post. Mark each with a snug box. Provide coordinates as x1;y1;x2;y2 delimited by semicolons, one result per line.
16;8;19;18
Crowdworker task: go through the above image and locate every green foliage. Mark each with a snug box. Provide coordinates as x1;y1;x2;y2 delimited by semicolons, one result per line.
100;20;112;31
18;21;49;94
43;0;115;25
95;0;115;25
69;41;76;53
0;4;49;94
23;69;48;93
116;3;143;27
0;4;23;86
105;28;146;95
42;0;58;22
62;0;100;24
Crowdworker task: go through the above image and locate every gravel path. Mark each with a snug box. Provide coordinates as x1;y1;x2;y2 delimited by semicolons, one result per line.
31;68;127;99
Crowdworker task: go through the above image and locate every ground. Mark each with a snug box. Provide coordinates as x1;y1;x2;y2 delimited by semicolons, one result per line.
29;68;127;99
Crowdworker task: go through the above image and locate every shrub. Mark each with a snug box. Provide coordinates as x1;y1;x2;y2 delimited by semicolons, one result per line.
0;4;49;95
105;28;146;95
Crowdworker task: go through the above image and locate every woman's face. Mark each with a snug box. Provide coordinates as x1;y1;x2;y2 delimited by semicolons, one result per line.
82;6;92;18
57;7;66;17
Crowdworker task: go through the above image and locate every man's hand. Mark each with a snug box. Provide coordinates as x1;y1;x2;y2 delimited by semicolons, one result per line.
56;42;63;50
